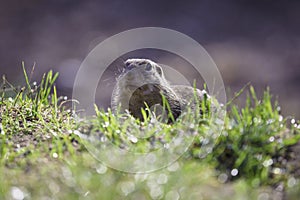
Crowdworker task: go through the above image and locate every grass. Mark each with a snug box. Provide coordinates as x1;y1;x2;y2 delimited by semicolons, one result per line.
0;67;300;199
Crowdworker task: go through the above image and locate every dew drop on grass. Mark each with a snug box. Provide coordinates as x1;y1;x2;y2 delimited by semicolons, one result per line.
272;168;282;175
164;143;170;149
45;134;51;139
189;124;195;129
120;181;135;196
52;152;58;158
167;162;179;172
102;121;110;128
205;146;213;154
10;187;24;200
156;173;168;184
165;190;180;200
287;177;297;187
218;173;228;183
96;164;107;174
128;135;138;143
276;106;281;111
263;159;273;167
0;123;4;135
269;136;275;142
257;192;269;200
84;191;90;197
150;186;163;199
100;136;107;142
146;153;156;164
134;173;148;182
275;183;284;192
231;169;238;176
50;129;57;137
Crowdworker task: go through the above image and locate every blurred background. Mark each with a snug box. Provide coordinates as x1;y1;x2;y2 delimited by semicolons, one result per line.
0;0;299;118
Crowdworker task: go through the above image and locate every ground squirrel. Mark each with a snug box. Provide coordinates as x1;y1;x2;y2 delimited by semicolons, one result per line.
112;58;209;122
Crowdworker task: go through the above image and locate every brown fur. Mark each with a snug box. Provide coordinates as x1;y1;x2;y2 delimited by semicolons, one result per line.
112;59;206;122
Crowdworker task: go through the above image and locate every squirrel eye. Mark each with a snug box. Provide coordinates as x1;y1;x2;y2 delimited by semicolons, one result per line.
156;66;162;75
145;63;152;71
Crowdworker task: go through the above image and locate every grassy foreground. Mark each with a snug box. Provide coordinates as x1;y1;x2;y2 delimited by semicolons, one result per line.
0;69;300;199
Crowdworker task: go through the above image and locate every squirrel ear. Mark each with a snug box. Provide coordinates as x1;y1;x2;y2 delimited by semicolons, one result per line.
155;66;163;76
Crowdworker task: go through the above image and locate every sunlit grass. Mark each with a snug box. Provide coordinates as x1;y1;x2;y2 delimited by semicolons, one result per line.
0;66;299;199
